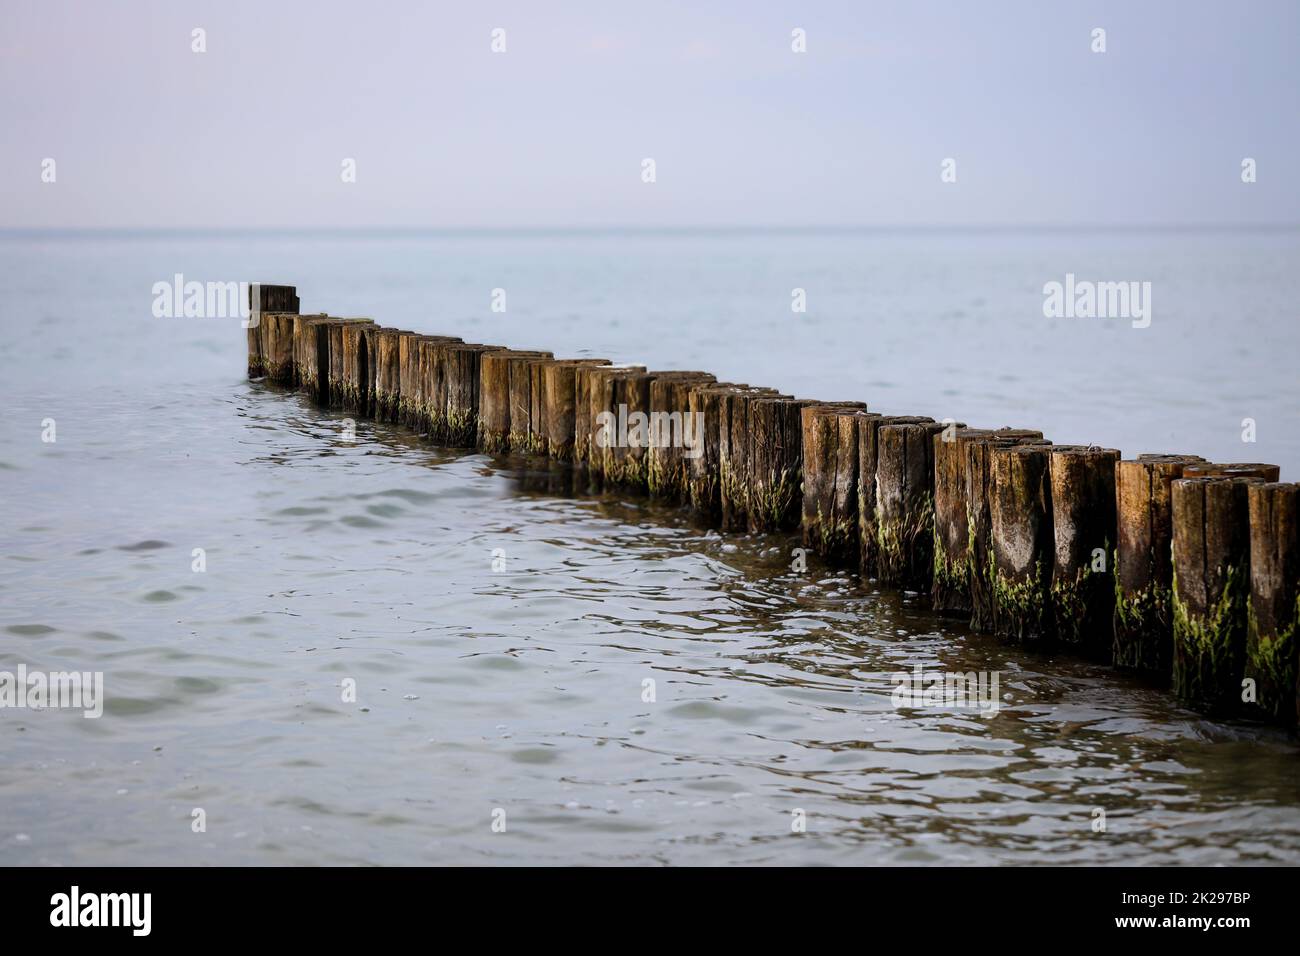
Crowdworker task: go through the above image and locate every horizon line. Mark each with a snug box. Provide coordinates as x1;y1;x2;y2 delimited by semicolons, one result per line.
3;222;1299;239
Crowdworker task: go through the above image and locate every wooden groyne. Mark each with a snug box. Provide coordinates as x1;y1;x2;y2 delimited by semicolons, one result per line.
246;284;1300;730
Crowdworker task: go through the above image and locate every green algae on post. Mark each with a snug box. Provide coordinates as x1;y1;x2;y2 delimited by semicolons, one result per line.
1113;454;1204;679
1245;482;1300;723
990;443;1054;643
1171;476;1257;714
1048;445;1120;658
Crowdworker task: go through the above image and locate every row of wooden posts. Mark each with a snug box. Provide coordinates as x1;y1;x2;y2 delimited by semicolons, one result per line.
245;284;1300;729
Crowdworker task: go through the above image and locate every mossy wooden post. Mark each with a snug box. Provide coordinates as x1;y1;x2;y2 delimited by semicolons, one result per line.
1171;476;1258;714
876;420;960;592
291;315;328;398
479;349;551;453
801;403;868;563
855;414;931;580
688;384;745;522
340;323;370;414
588;365;646;481
1245;482;1299;723
360;325;388;418
328;320;372;410
542;361;592;463
932;429;1043;615
296;317;343;405
1046;445;1121;657
261;313;299;386
748;397;816;532
396;332;422;426
646;372;716;499
1113;454;1205;677
604;370;659;487
719;388;786;529
442;344;503;448
990;443;1055;643
420;336;465;440
1182;462;1281;481
373;328;407;423
246;284;298;378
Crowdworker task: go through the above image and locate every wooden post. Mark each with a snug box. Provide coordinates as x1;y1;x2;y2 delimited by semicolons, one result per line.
328;319;373;409
542;360;604;463
990;443;1055;643
876;420;962;592
479;349;552;453
420;336;466;441
360;325;387;418
396;332;422;426
442;344;504;448
1047;445;1121;657
959;432;1049;631
748;397;817;532
688;384;752;521
291;315;328;396
372;328;408;423
246;284;298;378
1182;462;1281;481
719;388;791;529
261;312;300;386
1113;454;1205;678
801;403;868;563
855;414;932;581
588;365;648;481
1172;476;1258;713
646;372;716;500
1245;482;1300;723
933;429;1044;615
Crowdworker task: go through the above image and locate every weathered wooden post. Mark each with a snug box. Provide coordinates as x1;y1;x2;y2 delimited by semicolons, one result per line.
958;432;1049;631
291;314;328;395
748;397;817;532
1171;476;1258;713
932;429;1044;615
990;443;1055;643
1245;482;1299;723
261;312;300;386
801;403;868;563
720;388;791;529
396;332;423;426
372;328;409;423
442;343;504;447
339;323;367;413
420;336;468;441
1113;454;1204;677
1047;445;1121;657
588;365;648;482
647;372;716;500
478;349;552;453
360;325;388;417
876;420;960;592
688;384;752;521
541;360;604;463
246;284;299;378
855;414;932;580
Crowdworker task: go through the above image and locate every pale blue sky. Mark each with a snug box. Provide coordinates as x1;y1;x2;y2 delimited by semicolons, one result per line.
3;0;1297;228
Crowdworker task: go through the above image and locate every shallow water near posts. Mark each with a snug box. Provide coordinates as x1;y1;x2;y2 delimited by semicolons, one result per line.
2;229;1299;865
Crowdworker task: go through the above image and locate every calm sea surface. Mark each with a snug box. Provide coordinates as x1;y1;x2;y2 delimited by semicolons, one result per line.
2;229;1299;865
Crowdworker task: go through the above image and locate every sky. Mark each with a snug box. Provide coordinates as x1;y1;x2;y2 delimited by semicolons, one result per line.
2;0;1297;229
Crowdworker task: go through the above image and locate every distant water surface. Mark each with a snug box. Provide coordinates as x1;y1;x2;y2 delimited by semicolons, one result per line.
1;229;1298;865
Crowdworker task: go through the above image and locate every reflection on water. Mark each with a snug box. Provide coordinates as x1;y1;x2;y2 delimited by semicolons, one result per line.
2;381;1298;866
